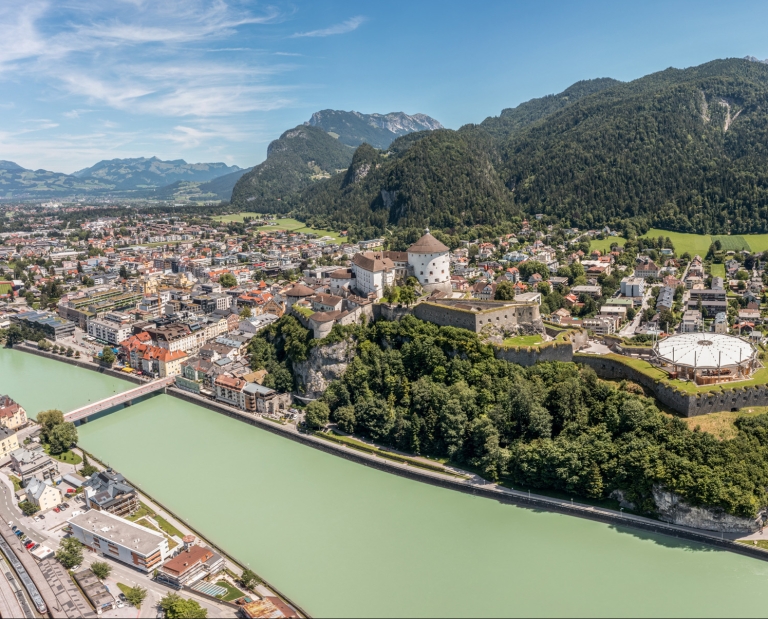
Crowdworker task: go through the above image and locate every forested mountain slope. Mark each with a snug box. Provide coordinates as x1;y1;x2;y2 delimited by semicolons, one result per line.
230;125;355;209
501;58;768;234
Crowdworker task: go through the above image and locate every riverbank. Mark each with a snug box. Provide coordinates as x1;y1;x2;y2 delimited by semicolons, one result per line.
13;344;768;569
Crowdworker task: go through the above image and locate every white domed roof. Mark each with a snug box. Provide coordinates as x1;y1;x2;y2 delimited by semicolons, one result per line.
655;333;755;368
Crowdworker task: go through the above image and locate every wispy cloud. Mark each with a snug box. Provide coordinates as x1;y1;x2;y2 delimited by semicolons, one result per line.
291;16;366;38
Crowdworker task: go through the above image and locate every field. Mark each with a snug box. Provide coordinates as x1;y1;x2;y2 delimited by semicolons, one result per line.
680;407;768;441
640;228;768;255
709;262;726;278
213;214;344;243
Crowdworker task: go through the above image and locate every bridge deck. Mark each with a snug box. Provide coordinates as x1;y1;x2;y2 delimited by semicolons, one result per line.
64;377;174;422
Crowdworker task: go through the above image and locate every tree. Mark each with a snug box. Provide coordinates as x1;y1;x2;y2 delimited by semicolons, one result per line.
240;569;260;590
37;410;64;443
239;305;252;318
219;273;237;288
56;537;83;569
19;501;39;516
119;265;128;279
80;453;98;477
517;261;550;282
304;401;330;431
494;281;515;301
123;586;147;608
37;338;51;351
159;593;208;619
49;422;78;454
100;347;116;365
90;561;111;579
399;286;416;307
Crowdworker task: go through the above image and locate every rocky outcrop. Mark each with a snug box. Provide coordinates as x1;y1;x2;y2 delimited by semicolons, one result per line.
609;489;637;511
652;485;764;533
292;339;356;398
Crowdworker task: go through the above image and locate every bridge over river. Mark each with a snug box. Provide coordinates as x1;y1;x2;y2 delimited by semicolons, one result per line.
64;376;174;423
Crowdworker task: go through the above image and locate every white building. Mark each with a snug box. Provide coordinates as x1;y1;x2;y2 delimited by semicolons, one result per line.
351;253;396;298
407;230;451;294
24;478;62;512
68;510;170;573
87;313;133;345
620;276;645;298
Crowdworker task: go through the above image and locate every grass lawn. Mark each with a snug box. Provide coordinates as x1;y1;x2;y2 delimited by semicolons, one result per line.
136;518;178;550
681;406;768;440
738;539;768;550
641;228;712;257
215;580;245;602
502;334;544;346
590;236;626;252
741;234;768;253
8;476;21;492
116;582;133;596
125;501;153;522
154;514;185;539
709;263;726;278
43;445;82;465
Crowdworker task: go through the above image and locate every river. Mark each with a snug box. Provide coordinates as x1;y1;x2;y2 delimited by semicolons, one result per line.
2;347;768;617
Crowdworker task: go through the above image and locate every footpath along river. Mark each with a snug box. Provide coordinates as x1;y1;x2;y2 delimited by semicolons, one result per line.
3;347;768;617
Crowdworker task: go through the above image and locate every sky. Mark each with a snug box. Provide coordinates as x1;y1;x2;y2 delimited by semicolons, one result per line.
4;0;768;173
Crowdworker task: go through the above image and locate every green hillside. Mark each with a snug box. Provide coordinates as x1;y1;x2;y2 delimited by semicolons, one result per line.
502;58;768;234
230;125;355;210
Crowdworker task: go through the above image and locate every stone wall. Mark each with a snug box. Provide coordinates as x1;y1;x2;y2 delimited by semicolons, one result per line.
575;353;768;417
372;303;413;322
653;485;764;533
413;300;542;334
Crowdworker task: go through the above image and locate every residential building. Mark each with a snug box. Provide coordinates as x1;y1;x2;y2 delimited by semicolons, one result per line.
634;260;660;279
24;477;62;512
656;286;676;311
10;446;56;483
68;511;170;573
714;312;728;334
571;285;602;299
83;469;139;517
87;312;133;345
620;277;645;298
583;316;616;335
688;288;728;317
156;544;224;589
681;310;703;333
0;395;27;430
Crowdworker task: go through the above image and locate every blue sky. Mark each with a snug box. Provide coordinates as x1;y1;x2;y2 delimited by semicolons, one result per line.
4;0;768;173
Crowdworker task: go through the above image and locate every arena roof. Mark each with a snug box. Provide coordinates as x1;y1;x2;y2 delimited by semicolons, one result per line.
655;333;756;369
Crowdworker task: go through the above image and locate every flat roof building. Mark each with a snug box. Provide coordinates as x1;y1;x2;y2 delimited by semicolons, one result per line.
68;511;170;573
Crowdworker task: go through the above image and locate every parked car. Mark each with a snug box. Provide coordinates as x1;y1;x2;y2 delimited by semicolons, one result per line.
31;544;39;551
25;542;34;549
53;508;60;513
6;521;12;528
33;516;40;522
62;502;70;508
38;515;45;520
118;594;127;603
11;525;16;531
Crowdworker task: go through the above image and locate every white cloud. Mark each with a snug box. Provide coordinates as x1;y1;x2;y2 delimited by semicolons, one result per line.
291;16;366;38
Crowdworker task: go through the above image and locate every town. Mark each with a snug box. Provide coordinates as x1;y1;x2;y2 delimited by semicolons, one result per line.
3;203;768;616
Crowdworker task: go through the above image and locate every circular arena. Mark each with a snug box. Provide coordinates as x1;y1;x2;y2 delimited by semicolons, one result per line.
653;333;758;386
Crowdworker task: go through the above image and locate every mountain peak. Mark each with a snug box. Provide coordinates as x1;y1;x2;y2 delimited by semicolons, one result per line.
744;55;768;64
0;160;27;172
306;109;443;149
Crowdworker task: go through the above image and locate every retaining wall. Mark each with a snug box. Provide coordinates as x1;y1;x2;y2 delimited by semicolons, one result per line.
14;344;145;385
575;353;768;416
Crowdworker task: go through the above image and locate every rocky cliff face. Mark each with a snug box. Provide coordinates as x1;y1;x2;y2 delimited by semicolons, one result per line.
293;339;356;398
653;485;764;533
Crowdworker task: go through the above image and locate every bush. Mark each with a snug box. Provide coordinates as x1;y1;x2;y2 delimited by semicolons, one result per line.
18;501;38;516
91;561;111;579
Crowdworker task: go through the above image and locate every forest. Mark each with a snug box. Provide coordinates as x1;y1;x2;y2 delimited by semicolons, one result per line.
250;315;768;518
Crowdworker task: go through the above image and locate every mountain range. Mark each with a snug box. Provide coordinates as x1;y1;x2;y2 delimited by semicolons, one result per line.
232;57;768;238
0;157;244;200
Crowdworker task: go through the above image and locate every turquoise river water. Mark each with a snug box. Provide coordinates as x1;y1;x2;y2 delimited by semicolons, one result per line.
2;347;768;617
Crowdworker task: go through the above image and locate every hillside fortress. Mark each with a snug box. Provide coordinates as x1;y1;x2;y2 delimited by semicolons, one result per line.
347;230;452;298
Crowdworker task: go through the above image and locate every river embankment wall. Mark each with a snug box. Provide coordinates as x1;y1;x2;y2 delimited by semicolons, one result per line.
576;353;768;416
168;387;768;564
14;344;768;566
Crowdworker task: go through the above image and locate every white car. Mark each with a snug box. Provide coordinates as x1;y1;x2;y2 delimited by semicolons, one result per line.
33;516;40;522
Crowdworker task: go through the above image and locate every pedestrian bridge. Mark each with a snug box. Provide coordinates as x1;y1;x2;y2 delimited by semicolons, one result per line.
64;376;174;423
